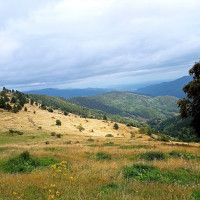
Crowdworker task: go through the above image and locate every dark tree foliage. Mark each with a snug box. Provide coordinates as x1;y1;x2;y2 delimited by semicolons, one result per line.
178;62;200;137
113;123;119;130
103;114;107;120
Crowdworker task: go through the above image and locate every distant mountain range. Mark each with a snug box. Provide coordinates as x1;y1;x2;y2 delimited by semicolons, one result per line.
136;76;192;98
68;91;179;122
24;88;114;98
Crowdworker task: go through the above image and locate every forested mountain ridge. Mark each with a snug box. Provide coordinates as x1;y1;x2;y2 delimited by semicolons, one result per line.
24;88;113;98
68;92;179;122
136;76;192;98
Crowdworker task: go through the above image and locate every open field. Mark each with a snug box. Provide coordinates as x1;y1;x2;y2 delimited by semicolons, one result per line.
0;106;200;200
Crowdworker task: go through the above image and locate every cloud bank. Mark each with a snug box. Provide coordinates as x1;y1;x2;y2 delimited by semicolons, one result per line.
0;0;200;90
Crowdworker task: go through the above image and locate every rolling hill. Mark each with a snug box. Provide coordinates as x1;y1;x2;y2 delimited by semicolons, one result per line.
68;92;179;122
136;76;192;98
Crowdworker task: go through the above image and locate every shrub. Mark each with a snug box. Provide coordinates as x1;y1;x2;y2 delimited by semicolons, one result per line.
113;123;119;130
9;130;23;135
50;132;56;136
130;131;135;138
0;151;58;173
87;138;94;142
105;134;114;137
157;134;171;142
103;142;116;146
0;151;37;173
56;133;62;138
56;120;61;126
122;163;161;181
96;152;111;161
77;124;85;132
103;115;107;120
64;111;68;116
48;108;53;113
24;107;28;111
139;151;166;161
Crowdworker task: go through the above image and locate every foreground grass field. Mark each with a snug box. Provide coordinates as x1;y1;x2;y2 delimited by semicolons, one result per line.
0;106;200;200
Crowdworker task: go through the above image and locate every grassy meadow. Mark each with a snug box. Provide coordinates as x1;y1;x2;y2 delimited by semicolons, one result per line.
0;105;200;200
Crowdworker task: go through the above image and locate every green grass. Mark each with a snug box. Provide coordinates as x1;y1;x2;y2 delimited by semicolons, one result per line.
169;151;200;160
189;190;200;200
103;142;118;146
96;152;112;161
139;151;167;161
0;151;58;173
44;147;64;152
120;145;152;149
101;183;119;192
0;131;51;145
0;147;7;152
122;163;200;185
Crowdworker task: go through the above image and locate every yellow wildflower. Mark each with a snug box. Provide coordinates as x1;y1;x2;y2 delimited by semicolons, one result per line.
69;176;74;180
13;192;17;195
49;189;52;193
50;184;56;187
56;191;60;196
51;165;56;169
57;169;62;173
49;194;55;199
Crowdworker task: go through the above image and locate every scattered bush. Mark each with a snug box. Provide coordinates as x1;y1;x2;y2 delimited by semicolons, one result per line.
157;134;171;142
103;142;116;146
77;124;85;132
103;115;107;120
96;152;111;161
113;123;119;130
56;133;62;138
24;107;28;111
130;131;135;138
87;138;94;142
45;141;49;145
50;132;56;136
56;120;61;126
64;111;68;116
9;129;23;135
48;108;53;113
105;134;114;137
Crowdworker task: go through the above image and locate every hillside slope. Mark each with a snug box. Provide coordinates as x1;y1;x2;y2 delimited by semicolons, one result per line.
0;103;138;140
136;76;192;98
68;92;179;122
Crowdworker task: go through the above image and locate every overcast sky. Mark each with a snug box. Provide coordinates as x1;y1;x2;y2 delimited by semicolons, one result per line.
0;0;200;90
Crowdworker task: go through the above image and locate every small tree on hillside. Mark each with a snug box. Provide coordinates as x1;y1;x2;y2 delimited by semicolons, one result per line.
113;123;119;130
103;114;107;121
178;61;200;137
56;120;61;126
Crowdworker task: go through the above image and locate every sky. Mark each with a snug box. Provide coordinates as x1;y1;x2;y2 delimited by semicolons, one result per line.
0;0;200;91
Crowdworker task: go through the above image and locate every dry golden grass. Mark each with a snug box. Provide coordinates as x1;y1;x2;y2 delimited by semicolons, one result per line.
0;106;200;200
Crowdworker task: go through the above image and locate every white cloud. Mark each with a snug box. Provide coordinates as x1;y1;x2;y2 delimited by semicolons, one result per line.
0;0;200;90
